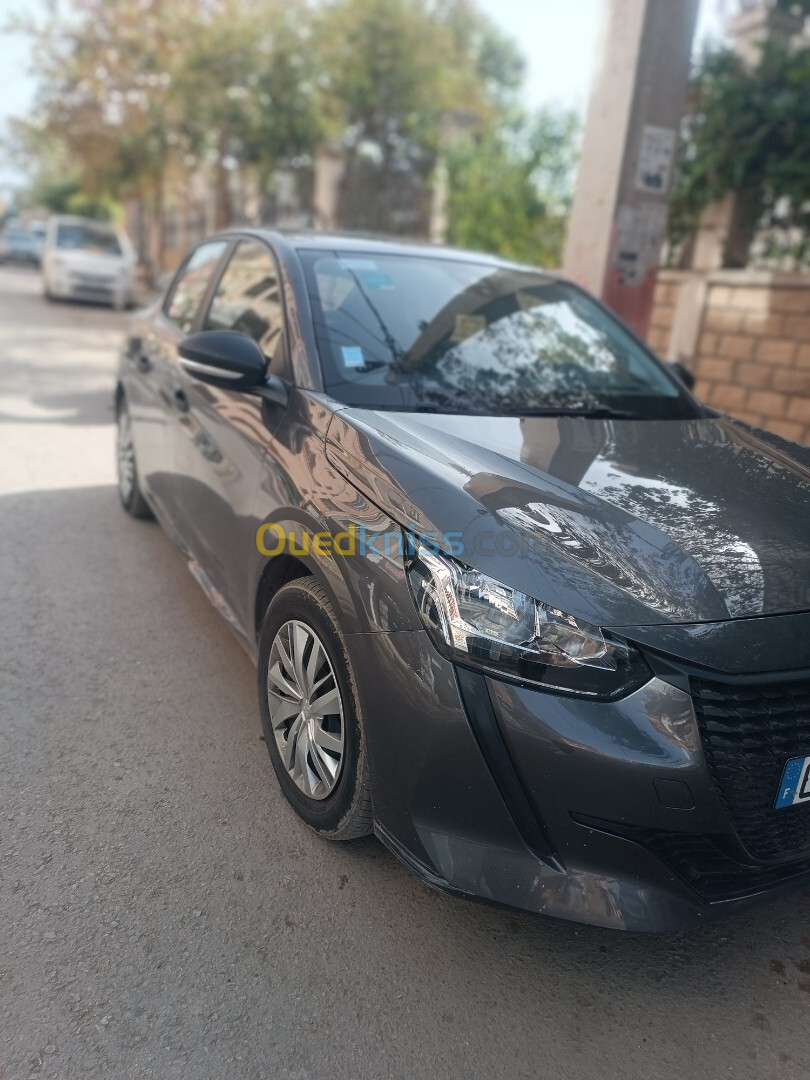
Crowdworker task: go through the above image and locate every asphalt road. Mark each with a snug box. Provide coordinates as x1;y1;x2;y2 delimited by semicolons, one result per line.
1;264;809;1080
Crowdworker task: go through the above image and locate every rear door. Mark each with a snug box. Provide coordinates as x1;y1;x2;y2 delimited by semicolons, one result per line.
169;237;290;635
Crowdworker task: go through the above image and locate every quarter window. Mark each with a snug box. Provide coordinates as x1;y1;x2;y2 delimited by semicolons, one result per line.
204;240;287;378
164;240;228;333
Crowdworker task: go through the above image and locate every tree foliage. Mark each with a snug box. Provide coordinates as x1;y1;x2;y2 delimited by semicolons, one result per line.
446;108;579;266
669;40;810;266
23;175;114;219
774;0;810;15
9;0;577;263
313;0;527;234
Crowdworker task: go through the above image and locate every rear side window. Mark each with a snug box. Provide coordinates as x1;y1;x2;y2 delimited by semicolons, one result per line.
203;240;288;378
165;240;228;333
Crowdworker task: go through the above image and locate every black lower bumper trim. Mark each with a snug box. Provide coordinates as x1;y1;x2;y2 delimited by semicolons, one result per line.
455;667;561;870
576;814;810;903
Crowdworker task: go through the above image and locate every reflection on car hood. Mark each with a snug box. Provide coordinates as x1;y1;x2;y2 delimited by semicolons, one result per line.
325;410;810;627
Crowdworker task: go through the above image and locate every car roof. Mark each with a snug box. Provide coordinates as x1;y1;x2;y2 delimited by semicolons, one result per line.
230;227;563;278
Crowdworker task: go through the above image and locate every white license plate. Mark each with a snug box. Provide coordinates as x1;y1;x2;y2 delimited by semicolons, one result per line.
775;755;810;809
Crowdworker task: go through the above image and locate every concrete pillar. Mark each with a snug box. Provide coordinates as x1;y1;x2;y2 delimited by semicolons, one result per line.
312;141;346;232
563;0;699;338
429;109;479;245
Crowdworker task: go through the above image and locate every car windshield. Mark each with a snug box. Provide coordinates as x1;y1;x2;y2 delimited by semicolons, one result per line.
299;250;700;418
56;222;122;256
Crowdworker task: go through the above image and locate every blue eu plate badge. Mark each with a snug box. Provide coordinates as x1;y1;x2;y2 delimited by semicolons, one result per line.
774;755;810;809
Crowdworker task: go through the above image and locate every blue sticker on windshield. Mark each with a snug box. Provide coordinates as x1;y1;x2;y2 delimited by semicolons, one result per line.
360;270;394;290
341;345;365;368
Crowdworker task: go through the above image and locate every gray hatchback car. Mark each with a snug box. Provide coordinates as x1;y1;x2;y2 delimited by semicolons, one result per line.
116;231;810;931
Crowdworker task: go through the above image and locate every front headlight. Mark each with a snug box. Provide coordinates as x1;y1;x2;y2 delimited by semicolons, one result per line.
405;541;650;700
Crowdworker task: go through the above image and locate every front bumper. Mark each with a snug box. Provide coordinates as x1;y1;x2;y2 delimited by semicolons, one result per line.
2;251;40;265
51;272;131;306
350;622;810;932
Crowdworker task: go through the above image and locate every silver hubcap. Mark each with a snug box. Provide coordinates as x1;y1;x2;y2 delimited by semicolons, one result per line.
117;411;135;502
267;620;345;800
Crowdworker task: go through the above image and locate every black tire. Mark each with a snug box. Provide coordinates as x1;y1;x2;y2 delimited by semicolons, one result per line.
257;577;373;839
116;401;153;519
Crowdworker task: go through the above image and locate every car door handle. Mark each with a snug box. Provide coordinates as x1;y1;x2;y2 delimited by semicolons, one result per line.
172;388;189;413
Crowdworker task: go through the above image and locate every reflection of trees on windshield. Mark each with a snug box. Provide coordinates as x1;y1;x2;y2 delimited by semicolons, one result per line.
406;303;627;413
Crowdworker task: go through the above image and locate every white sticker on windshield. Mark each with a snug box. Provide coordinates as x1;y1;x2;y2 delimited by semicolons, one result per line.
450;314;486;342
516;290;539;312
341;345;365;368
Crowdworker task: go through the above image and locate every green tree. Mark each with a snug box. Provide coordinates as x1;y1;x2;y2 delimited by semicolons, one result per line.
23;174;114;220
774;0;810;14
12;0;320;254
12;0;201;262
314;0;522;234
445;107;579;265
170;0;321;226
669;40;810;267
9;0;569;257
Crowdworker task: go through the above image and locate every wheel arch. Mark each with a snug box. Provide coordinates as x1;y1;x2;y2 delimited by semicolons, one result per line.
254;553;313;640
249;505;421;645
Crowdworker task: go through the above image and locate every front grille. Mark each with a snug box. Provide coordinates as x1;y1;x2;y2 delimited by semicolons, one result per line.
691;676;810;862
74;284;114;296
71;271;114;284
578;817;810;903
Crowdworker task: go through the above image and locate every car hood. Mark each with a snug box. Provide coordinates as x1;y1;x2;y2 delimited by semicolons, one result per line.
325;410;810;627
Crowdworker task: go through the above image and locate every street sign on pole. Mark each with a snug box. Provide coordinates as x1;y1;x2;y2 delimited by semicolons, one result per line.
563;0;699;339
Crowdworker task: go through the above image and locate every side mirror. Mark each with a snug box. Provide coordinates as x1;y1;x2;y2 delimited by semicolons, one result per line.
669;360;696;391
179;330;288;405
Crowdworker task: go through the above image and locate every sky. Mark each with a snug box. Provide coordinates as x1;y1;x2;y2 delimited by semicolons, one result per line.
0;0;730;190
477;0;728;114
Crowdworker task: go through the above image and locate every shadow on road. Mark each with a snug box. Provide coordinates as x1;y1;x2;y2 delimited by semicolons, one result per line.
0;386;116;426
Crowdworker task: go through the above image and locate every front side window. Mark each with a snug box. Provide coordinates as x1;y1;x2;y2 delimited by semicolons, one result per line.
204;240;287;378
299;250;700;419
165;240;228;334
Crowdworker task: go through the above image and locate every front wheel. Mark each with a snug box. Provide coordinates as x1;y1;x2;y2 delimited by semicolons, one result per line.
257;577;373;839
116;402;152;519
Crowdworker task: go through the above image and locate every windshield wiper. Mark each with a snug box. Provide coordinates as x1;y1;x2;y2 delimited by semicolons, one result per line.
516;406;648;420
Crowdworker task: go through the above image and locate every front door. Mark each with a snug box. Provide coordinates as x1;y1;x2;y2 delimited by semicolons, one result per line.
143;238;229;536
171;238;290;638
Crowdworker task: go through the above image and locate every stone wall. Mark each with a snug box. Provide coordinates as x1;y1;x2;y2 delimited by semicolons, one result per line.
647;270;810;444
647;274;685;356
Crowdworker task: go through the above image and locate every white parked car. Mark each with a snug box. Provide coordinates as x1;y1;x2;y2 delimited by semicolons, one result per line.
42;215;136;308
